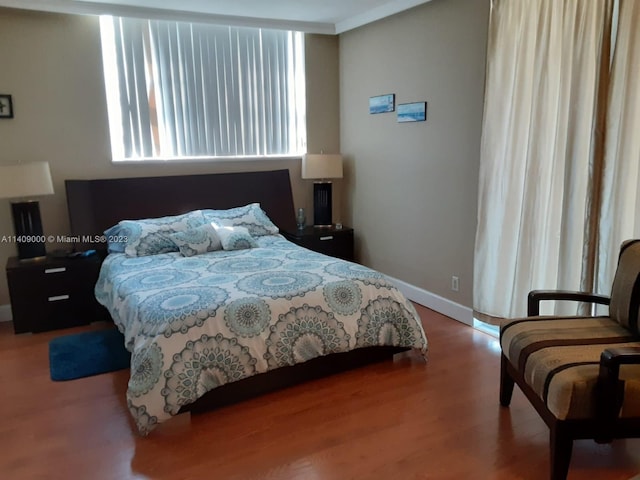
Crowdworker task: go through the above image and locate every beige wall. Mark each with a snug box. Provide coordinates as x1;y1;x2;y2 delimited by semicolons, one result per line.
339;0;489;307
0;8;339;306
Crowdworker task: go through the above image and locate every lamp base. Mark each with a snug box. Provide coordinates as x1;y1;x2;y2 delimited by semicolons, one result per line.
313;182;333;227
11;201;47;260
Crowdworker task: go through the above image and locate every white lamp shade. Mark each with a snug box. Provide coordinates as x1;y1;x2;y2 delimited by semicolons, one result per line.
0;161;54;199
302;154;343;180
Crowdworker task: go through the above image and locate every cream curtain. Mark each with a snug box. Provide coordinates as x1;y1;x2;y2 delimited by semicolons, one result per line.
597;0;640;297
474;0;613;323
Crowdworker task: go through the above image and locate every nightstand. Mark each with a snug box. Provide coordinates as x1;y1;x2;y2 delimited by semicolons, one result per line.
282;225;354;261
6;254;110;334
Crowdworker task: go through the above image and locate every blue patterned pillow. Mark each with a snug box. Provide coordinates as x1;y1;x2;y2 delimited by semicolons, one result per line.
213;225;259;251
168;223;222;257
203;203;279;237
116;210;206;257
103;224;127;253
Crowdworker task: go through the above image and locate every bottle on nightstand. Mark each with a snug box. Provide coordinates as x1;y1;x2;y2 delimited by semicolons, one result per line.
296;208;306;230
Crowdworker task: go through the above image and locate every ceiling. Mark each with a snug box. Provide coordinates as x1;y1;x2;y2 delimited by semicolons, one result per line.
0;0;433;34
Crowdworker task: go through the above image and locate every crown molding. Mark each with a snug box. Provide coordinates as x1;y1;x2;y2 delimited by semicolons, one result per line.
0;0;434;35
0;0;336;34
335;0;433;34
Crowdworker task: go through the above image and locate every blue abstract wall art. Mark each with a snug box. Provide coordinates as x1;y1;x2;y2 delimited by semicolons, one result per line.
397;102;427;123
369;94;395;114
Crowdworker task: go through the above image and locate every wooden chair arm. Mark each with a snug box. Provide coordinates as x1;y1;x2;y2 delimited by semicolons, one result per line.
600;347;640;368
527;290;610;316
596;347;640;438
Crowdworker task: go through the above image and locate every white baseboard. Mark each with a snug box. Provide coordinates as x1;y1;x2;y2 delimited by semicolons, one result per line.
0;304;12;322
385;275;473;326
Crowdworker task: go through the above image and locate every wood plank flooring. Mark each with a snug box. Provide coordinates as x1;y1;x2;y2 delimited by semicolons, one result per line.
1;304;639;479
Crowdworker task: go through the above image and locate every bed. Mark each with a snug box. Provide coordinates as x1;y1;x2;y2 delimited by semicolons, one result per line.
65;169;428;434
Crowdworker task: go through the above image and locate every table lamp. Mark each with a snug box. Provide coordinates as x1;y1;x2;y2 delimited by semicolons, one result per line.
0;161;54;260
302;153;343;227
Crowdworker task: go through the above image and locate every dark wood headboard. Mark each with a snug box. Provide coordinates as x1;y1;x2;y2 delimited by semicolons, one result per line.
65;169;296;251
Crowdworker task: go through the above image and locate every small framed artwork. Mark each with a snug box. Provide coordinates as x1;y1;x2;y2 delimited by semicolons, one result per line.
0;94;14;119
397;102;427;123
369;94;395;114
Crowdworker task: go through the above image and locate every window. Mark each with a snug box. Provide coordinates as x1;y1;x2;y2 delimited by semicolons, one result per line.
100;17;306;161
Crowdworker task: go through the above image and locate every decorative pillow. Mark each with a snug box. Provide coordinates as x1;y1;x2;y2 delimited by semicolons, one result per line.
116;210;206;257
168;223;222;257
212;225;259;251
203;203;279;237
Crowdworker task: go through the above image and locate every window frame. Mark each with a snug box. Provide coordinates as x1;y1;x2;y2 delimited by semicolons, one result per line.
99;16;307;163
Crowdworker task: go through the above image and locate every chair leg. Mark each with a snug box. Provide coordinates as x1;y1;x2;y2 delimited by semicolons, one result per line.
500;354;515;406
549;423;573;480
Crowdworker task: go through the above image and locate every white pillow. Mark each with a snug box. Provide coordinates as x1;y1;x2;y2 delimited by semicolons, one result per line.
212;225;259;251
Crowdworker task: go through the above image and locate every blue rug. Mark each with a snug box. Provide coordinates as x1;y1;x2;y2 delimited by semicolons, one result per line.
49;328;131;381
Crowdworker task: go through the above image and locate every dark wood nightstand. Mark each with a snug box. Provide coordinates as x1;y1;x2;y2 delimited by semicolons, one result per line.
282;225;354;262
6;254;110;334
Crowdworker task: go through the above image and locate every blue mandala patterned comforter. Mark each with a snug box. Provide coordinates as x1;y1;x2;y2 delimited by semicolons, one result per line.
95;235;428;434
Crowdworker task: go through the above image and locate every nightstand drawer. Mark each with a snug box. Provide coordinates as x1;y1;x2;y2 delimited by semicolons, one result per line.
9;263;100;301
283;226;354;262
304;233;354;260
11;293;89;333
10;264;78;296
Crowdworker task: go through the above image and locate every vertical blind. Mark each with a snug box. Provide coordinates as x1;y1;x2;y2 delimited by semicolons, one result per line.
100;16;306;160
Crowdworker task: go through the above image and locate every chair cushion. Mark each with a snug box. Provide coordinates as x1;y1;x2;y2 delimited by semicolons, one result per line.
501;316;640;420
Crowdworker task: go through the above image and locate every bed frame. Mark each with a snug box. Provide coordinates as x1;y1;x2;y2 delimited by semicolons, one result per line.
65;169;407;416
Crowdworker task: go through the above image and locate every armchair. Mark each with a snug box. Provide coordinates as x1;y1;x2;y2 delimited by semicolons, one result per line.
499;239;640;480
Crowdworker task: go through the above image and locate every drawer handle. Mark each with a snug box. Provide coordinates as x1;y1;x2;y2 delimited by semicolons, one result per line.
48;294;70;302
45;267;67;274
319;236;334;241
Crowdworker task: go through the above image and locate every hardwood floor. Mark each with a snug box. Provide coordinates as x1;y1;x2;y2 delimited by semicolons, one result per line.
1;304;639;479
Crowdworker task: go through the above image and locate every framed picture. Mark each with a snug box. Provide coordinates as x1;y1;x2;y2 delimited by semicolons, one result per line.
397;102;427;123
0;94;13;119
369;94;395;114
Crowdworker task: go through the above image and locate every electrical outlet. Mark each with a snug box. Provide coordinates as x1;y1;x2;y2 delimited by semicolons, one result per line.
451;275;459;292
